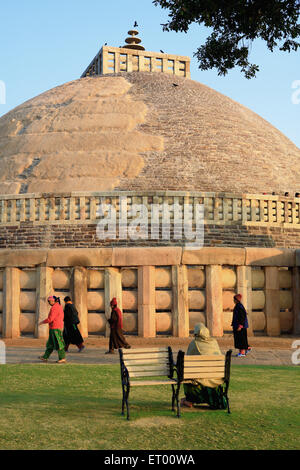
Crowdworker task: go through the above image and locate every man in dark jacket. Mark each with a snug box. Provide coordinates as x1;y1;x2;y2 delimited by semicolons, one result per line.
231;294;251;357
63;296;85;352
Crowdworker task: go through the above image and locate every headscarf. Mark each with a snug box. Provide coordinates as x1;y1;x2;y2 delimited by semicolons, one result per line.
187;323;222;356
234;293;242;302
110;297;118;307
110;298;123;328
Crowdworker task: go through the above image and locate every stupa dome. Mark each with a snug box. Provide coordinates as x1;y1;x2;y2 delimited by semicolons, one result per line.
0;71;299;195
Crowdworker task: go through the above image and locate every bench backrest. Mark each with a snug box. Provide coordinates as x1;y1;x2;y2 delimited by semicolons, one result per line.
183;354;226;381
119;347;174;380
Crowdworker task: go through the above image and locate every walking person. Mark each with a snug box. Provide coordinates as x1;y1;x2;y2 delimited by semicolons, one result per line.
232;294;251;357
38;296;66;363
63;296;85;352
105;297;131;354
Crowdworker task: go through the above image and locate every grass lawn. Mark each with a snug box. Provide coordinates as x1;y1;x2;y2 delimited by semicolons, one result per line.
0;363;299;450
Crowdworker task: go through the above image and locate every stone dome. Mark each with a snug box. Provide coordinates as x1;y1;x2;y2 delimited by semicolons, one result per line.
0;71;299;195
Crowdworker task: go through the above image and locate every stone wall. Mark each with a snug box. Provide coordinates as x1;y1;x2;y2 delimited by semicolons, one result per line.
0;191;300;249
0;246;299;339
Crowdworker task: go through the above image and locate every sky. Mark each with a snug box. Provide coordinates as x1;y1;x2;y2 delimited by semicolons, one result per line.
0;0;299;149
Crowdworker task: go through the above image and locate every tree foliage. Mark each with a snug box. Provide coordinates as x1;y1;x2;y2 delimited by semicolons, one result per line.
153;0;300;78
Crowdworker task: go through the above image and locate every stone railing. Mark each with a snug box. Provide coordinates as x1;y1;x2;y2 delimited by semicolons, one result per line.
0;246;299;339
0;191;299;228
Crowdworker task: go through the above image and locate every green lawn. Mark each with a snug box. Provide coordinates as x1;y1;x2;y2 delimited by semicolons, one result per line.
0;364;299;450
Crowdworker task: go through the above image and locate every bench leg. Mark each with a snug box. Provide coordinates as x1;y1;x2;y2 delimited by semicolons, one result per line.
171;384;175;412
227;395;231;414
125;383;130;420
121;384;125;416
172;383;181;418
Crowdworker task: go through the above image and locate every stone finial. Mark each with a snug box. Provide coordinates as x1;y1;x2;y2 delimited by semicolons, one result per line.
122;28;145;51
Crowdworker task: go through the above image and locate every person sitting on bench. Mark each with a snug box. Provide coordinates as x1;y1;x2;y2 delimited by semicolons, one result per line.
180;322;227;410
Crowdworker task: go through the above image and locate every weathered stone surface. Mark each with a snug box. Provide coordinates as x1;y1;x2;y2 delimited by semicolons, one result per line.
20;269;37;290
3;267;20;338
251;268;265;288
265;267;281;336
188;290;206;310
189;311;206;332
172;265;189;337
1;71;300;195
104;267;122;337
221;268;237;289
112;247;182;266
121;268;138;288
72;267;88;338
182;247;245;266
156;312;172;333
52;269;70;289
292;267;300;334
155;267;172;288
138;266;156;337
20;313;35;334
35;266;53;339
87;269;105;289
206;265;223;337
251;311;266;331
0;249;47;267
187;267;205;288
87;291;105;311
88;312;106;333
245;248;295;266
47;248;112;267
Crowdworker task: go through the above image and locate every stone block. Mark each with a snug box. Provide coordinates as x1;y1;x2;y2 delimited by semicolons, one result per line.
0;249;48;267
72;267;88;338
187;267;205;288
245;248;295;267
112;247;182;266
172;265;189;337
138;266;156;337
47;248;113;267
3;267;21;338
121;268;138;288
206;265;223;337
35;266;53;338
182;247;245;266
156;312;172;333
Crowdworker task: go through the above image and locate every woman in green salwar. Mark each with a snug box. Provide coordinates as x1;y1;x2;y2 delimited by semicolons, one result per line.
38;296;66;363
181;323;227;409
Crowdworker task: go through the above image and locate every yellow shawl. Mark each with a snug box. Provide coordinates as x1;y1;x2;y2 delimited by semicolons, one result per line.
186;323;224;388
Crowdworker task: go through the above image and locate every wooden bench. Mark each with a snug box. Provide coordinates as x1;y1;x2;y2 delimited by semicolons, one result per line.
119;347;180;420
175;349;232;416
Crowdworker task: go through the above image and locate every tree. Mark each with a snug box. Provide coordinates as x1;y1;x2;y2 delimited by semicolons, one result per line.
153;0;300;78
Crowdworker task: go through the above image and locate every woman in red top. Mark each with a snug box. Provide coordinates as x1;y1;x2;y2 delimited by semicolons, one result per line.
39;296;66;363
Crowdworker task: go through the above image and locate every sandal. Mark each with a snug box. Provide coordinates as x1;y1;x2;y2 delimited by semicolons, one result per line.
180;398;193;408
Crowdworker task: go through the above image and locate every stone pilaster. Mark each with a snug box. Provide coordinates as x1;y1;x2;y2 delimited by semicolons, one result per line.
292;267;300;334
72;267;88;338
3;267;20;338
206;265;223;337
237;265;253;335
172;265;189;337
104;267;122;338
138;266;156;337
265;267;280;336
35;266;53;338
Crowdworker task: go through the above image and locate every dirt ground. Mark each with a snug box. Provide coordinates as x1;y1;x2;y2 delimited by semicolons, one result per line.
3;334;299;350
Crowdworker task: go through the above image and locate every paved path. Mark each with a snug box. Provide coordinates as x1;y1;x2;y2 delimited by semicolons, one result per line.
4;345;297;366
